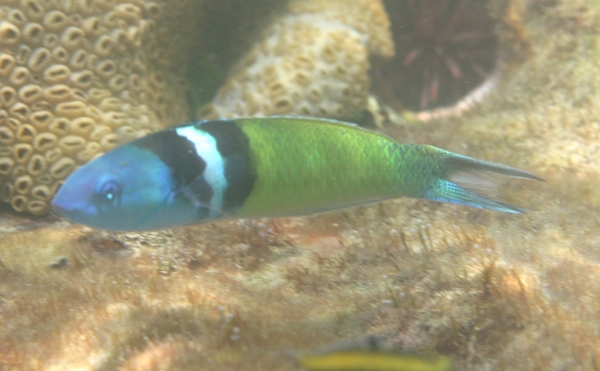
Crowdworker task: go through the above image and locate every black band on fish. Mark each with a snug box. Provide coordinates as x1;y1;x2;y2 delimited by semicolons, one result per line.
134;129;206;186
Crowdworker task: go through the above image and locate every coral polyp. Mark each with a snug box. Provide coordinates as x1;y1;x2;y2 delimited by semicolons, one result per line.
377;0;498;111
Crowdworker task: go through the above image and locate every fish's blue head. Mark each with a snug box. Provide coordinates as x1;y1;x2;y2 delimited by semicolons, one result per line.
51;143;177;231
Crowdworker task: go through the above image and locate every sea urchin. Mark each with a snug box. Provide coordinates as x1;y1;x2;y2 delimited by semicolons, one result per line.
376;0;498;112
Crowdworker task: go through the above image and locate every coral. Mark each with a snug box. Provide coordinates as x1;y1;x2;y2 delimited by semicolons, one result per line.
199;0;394;120
0;0;202;215
287;0;394;59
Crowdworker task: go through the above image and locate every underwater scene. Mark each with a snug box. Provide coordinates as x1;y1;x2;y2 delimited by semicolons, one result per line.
1;0;600;369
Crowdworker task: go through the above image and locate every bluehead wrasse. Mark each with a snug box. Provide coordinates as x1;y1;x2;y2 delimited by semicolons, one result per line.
51;116;543;231
298;336;451;371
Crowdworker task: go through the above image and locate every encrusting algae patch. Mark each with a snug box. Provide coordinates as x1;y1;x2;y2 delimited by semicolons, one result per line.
2;0;600;370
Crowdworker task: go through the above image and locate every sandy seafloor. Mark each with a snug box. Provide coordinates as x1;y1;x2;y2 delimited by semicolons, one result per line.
2;1;600;370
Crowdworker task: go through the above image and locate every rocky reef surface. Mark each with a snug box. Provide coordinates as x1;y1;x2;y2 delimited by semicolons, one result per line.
1;0;600;370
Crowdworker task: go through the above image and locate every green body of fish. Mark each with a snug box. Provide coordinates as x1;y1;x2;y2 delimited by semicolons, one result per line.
236;119;430;217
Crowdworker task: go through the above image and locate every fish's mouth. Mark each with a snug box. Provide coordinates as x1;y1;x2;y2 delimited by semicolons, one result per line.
50;181;76;217
50;198;77;220
50;195;70;217
50;193;95;222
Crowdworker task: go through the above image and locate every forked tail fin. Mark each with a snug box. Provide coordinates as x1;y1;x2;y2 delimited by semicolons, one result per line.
424;151;544;213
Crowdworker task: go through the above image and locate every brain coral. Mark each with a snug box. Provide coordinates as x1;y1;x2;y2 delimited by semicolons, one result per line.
0;0;202;215
199;0;394;120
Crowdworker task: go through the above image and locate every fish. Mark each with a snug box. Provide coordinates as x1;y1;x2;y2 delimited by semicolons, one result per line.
51;116;543;231
297;336;451;371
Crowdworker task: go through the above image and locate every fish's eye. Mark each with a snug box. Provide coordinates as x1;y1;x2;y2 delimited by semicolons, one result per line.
98;180;121;204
